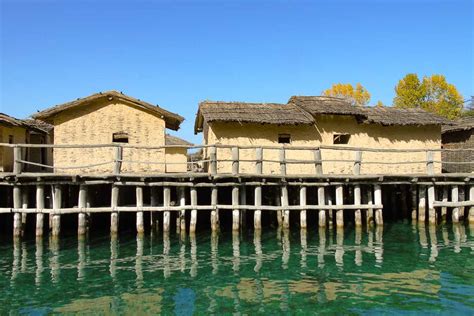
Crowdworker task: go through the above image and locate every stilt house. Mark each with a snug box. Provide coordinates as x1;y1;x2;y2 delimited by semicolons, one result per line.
442;116;474;173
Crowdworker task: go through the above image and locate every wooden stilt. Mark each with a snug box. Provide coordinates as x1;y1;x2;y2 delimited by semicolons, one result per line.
240;185;247;229
36;185;45;237
374;184;383;225
318;186;326;227
163;187;170;232
179;187;187;233
21;188;28;236
282;185;289;229
410;185;417;221
211;187;219;231
13;186;21;238
232;185;239;231
400;185;408;219
275;193;283;227
150;187;159;232
418;186;426;223
52;185;62;237
459;186;465;220
441;186;448;222
452;185;459;223
367;186;374;226
327;189;334;227
78;185;87;236
110;185;119;235
335;185;344;228
190;186;197;233
468;186;474;224
300;186;307;229
354;184;362;227
136;186;144;235
427;185;436;225
254;185;262;230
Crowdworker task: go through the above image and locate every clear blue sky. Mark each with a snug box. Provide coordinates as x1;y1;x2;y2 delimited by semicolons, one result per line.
1;0;473;143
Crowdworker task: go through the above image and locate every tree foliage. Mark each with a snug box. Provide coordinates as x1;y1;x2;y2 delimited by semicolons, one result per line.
322;83;370;106
393;74;463;119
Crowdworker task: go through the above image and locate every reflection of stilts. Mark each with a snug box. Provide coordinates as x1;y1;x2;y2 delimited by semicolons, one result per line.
179;233;186;273
50;236;60;283
109;235;118;280
232;231;240;273
300;228;307;269
428;224;438;262
163;230;171;278
11;237;20;283
282;228;290;269
318;227;326;268
418;223;428;249
453;223;462;253
35;237;43;286
211;231;219;275
355;226;362;266
254;229;262;273
21;241;27;273
335;227;344;267
374;226;383;266
190;231;197;277
78;237;86;281
135;235;143;288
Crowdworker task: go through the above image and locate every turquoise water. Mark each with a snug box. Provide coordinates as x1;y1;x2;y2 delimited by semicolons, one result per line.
1;223;474;315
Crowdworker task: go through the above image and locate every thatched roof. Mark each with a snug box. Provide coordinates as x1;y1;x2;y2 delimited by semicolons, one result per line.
442;116;474;134
32;90;184;130
0;113;51;134
288;96;366;116
0;113;24;127
195;101;315;133
359;106;451;126
23;119;54;134
165;134;193;146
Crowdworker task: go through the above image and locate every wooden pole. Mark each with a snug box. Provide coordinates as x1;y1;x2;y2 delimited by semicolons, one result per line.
163;186;171;232
78;185;87;236
150;187;159;232
211;187;219;231
282;185;289;229
468;186;474;224
179;187;187;233
411;185;417;222
232;185;239;231
318;186;326;227
136;186;144;235
279;147;286;176
190;187;197;233
335;185;344;228
441;186;448;222
427;184;436;225
13;146;22;175
254;185;262;230
21;188;28;236
13;186;21;238
459;186;465;220
354;185;362;227
113;146;123;174
418;186;426;223
367;186;374;226
209;146;217;175
232;147;239;175
36;184;45;237
314;149;323;175
300;186;307;229
240;185;247;229
110;185;119;235
374;184;383;226
452;185;459;223
52;185;62;237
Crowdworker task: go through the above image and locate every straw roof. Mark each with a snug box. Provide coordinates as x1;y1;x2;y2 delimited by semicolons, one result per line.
442;116;474;134
359;106;451;126
195;101;315;133
288;96;367;116
23;119;54;134
32;90;184;130
165;134;193;146
0;113;24;127
0;113;51;134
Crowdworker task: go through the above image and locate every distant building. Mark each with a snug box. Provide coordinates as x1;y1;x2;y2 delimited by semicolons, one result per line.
33;91;186;174
0;113;52;172
195;96;448;175
165;134;193;173
442;116;474;173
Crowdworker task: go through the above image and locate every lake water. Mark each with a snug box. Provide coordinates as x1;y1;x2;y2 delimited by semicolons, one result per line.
1;222;473;315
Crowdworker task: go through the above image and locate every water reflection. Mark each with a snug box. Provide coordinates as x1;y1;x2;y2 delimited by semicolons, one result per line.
3;223;474;314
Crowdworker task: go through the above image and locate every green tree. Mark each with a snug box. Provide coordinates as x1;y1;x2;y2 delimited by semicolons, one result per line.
322;83;370;106
393;74;463;119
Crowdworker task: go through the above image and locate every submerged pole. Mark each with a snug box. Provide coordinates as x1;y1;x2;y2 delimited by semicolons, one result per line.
110;185;119;235
136;186;144;235
452;185;459;223
78;185;87;236
300;186;307;229
335;185;344;228
254;185;262;230
13;186;21;238
354;184;362;227
374;184;383;226
318;186;326;227
190;186;197;233
36;184;45;237
211;186;219;232
282;185;289;229
427;184;436;225
232;185;239;231
418;186;426;223
163;186;171;232
179;187;187;233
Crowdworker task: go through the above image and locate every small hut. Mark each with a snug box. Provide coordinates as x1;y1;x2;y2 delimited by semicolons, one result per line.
33;91;185;174
165;134;193;173
0;113;52;172
442;116;474;173
195;96;448;175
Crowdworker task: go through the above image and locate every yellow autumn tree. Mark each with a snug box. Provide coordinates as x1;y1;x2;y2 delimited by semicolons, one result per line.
322;83;371;106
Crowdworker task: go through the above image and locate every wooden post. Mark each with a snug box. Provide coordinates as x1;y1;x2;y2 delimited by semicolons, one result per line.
21;188;28;236
452;185;459;223
110;185;119;235
280;147;286;176
354;185;362;227
179;187;187;233
441;186;448;222
78;185;87;236
240;185;247;229
209;146;217;175
163;186;170;232
353;150;362;175
52;185;62;237
426;151;434;175
335;185;344;228
300;186;307;229
318;186;326;227
468;186;474;224
411;185;417;221
150;187;159;232
113;146;123;174
374;184;383;225
13;186;21;238
13;146;22;174
459;186;465;219
232;185;239;231
255;148;263;174
367;186;374;226
36;185;45;237
282;185;289;229
211;187;219;231
136;186;144;234
254;185;262;230
190;186;197;233
314;148;323;175
418;186;426;223
232;147;239;175
427;184;436;225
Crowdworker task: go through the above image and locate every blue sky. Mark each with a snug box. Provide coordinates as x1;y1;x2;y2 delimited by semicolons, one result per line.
1;0;473;143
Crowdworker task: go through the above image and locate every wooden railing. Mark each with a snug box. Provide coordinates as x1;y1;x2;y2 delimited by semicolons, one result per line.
0;143;473;176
